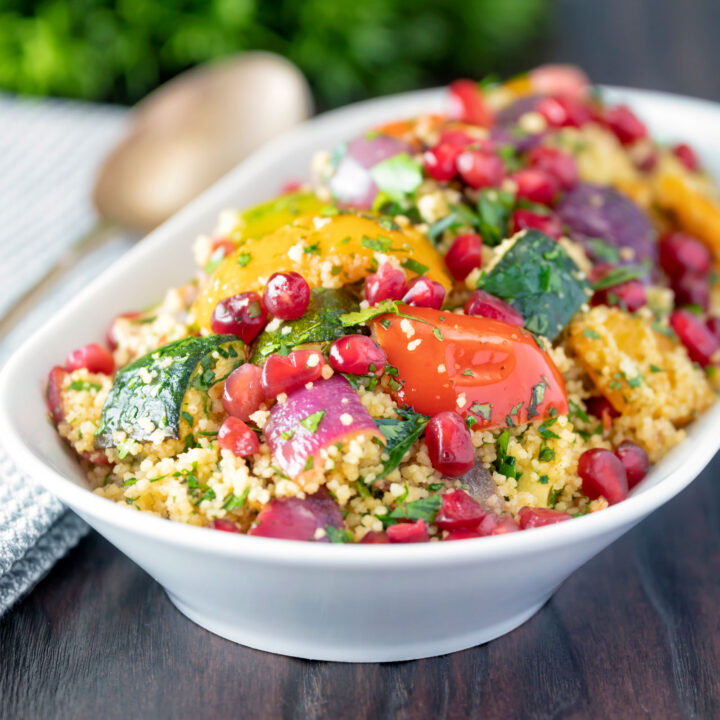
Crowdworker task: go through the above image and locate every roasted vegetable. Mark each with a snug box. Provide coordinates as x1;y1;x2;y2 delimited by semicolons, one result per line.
264;375;384;482
95;335;244;448
372;304;568;429
249;493;344;542
250;288;361;364
191;210;451;330
478;229;591;339
555;183;658;267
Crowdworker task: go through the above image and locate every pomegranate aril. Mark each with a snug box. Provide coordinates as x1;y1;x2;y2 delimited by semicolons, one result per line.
536;95;591;128
218;417;260;457
477;513;520;536
592;279;647;312
211;292;267;342
46;366;68;425
66;343;115;375
706;316;720;343
365;263;406;305
329;335;386;376
425;411;475;477
604;104;647;145
261;350;325;398
512;167;559;205
511;209;563;239
445;233;483;281
387;519;430;543
578;448;628;505
659;232;711;278
222;364;265;421
672;272;710;311
402;277;445;309
464;289;524;327
435;489;486;530
438;129;480;148
456;149;505;189
444;527;483;541
423;143;462;182
527;146;578;189
672;143;700;172
670;309;720;367
614;441;650;489
518;506;572;529
585;396;620;428
263;272;310;320
448;79;493;126
209;518;241;533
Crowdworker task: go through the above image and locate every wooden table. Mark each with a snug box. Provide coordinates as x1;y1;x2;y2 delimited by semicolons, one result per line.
3;2;720;717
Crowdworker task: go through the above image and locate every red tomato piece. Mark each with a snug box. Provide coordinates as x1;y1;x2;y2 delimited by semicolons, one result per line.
372;305;567;429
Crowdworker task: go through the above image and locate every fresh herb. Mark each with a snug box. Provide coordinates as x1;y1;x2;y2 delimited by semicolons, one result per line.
527;381;547;420
303;456;314;472
181;411;194;425
223;487;250;510
538;446;555;462
591;265;647;290
122;477;137;486
649;364;663;373
401;258;429;276
582;328;601;340
325;525;353;543
568;399;590;423
373;408;430;480
388;495;442;524
369;152;423;204
281;429;295;440
237;252;252;267
300;410;326;433
432;327;444;341
493;430;520;479
361;235;392;253
539;474;549;485
469;401;492;421
428;482;445;492
69;380;101;392
320;205;339;216
548;488;562;509
304;242;321;255
475;189;515;246
585;237;620;264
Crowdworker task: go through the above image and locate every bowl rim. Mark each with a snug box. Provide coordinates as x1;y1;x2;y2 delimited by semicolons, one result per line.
1;83;719;569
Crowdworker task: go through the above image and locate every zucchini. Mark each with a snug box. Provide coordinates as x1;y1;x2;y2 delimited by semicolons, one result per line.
250;288;362;364
478;229;591;339
95;335;244;448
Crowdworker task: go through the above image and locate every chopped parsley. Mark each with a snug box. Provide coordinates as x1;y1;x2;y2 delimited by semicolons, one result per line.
300;410;326;433
401;258;429;276
237;252;252;267
223;487;250;511
591;265;647;290
68;380;101;392
360;235;392;253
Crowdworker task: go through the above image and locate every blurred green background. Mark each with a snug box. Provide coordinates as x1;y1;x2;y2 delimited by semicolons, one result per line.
0;0;550;108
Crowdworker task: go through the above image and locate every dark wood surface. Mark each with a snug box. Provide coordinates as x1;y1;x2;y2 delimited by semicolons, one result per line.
3;1;720;718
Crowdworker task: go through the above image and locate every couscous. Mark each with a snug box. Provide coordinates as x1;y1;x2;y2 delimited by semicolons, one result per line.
48;65;720;543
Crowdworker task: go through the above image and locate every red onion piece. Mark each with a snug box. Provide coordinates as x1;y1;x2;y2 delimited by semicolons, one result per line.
265;375;383;479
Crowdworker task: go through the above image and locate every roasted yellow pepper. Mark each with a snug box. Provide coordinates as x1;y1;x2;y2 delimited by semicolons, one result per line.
191;207;451;330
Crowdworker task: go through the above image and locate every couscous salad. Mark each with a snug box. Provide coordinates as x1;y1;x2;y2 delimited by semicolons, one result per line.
47;65;719;543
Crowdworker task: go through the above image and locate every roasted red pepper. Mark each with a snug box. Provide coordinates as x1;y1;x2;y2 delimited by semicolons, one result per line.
372;306;567;430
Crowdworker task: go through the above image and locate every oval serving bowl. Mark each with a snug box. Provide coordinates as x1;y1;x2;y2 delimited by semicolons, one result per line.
1;86;720;663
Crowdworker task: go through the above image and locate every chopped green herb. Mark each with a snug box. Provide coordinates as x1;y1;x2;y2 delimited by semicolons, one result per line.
237;252;252;267
388;495;442;524
369;152;423;203
470;402;492;421
325;526;353;543
68;380;101;392
591;265;647;290
304;242;321;255
223;487;250;511
373;408;429;480
361;235;392;253
300;410;326;433
122;477;137;486
539;446;555;462
582;328;601;340
432;327;444;341
401;258;429;276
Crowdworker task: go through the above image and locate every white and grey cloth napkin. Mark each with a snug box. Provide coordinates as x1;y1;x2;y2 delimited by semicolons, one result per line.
0;93;130;614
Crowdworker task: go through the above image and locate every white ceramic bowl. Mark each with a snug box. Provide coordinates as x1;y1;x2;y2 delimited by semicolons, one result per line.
2;86;720;663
